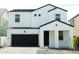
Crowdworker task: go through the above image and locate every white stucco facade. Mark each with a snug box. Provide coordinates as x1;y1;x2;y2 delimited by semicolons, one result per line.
8;12;32;27
39;21;73;48
7;4;74;48
7;29;39;46
32;5;67;27
32;5;55;27
48;8;67;23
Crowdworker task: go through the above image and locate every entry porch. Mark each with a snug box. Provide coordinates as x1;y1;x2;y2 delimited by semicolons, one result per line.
39;20;73;48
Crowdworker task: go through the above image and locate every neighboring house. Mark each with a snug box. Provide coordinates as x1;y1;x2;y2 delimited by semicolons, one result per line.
0;9;8;36
69;14;79;37
7;4;73;48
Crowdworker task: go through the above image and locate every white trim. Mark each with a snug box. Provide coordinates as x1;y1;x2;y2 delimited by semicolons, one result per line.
55;30;59;48
39;30;44;47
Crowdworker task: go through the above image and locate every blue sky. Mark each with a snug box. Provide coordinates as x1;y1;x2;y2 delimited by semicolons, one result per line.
0;0;79;20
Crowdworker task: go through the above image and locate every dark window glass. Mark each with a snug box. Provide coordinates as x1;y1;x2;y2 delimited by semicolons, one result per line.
34;14;37;16
38;14;41;16
59;31;63;40
15;14;20;22
55;14;60;21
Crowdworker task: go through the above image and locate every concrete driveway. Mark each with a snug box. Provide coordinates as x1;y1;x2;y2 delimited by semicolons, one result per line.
0;47;79;54
0;47;39;54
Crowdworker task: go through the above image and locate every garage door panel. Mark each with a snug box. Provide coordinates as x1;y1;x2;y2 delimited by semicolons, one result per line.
12;34;38;47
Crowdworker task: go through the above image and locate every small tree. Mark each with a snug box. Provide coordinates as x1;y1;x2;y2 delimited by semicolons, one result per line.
72;36;78;49
0;18;8;36
77;37;79;47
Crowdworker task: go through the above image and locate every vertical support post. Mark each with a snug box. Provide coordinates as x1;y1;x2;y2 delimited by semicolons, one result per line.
39;30;44;47
69;30;74;48
55;30;59;48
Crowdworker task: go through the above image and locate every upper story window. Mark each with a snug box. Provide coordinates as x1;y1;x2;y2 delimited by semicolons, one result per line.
55;14;60;21
15;14;20;22
34;14;37;16
34;14;41;17
38;14;41;16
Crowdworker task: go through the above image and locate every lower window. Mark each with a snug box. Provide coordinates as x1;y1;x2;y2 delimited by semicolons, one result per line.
59;31;63;40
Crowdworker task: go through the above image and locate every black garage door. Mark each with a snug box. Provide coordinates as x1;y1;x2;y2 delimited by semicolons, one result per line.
12;34;38;47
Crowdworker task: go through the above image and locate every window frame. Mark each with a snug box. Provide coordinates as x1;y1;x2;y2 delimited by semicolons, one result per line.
15;14;20;22
34;14;37;16
38;14;41;17
55;14;60;21
59;31;63;40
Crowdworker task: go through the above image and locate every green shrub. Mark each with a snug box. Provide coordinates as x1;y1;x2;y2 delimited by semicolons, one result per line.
72;36;78;49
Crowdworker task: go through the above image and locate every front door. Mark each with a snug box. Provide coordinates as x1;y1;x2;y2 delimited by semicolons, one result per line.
44;31;49;46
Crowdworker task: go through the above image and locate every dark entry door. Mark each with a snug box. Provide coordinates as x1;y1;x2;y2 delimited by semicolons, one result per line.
12;34;38;47
44;31;49;46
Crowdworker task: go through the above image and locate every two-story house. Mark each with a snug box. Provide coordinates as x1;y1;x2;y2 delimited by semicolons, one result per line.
7;4;73;48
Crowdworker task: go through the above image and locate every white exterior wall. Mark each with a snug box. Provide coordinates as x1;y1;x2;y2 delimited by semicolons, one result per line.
48;8;67;22
40;21;73;48
32;5;67;27
59;31;70;48
39;30;44;47
40;21;73;30
49;30;71;48
8;12;32;27
7;29;39;46
49;31;55;48
32;5;55;27
8;5;67;28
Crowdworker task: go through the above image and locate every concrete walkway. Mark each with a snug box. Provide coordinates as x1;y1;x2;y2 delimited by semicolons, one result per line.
37;48;79;54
